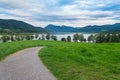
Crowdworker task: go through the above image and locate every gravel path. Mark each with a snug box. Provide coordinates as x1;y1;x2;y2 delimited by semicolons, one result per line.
0;47;56;80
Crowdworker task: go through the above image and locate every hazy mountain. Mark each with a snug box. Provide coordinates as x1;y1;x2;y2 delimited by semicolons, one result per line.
77;23;120;32
45;24;78;32
45;23;120;33
0;19;47;33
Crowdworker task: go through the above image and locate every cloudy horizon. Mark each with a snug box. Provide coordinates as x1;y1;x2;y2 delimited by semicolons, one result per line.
0;0;120;27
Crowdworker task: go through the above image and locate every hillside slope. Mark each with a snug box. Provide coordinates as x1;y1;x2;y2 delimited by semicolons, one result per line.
0;19;47;33
45;23;120;33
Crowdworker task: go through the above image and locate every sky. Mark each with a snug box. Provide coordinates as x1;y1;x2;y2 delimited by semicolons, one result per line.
0;0;120;27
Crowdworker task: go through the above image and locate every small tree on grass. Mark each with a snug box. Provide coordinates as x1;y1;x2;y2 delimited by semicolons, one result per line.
25;35;31;40
95;33;106;43
20;35;24;41
51;35;57;41
110;33;119;42
38;37;41;40
30;35;34;40
35;34;39;40
83;38;87;42
46;33;50;40
10;35;15;41
67;36;71;42
0;37;1;42
61;38;66;42
41;35;45;40
88;34;95;43
1;35;9;42
73;33;79;42
79;34;84;42
105;33;111;42
15;35;21;41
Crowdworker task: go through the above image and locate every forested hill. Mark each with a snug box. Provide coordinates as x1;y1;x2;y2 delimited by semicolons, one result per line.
0;19;47;33
45;24;78;32
77;23;120;32
1;19;120;33
45;23;120;33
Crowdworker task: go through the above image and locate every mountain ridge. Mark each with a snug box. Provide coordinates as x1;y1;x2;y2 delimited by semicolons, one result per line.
1;19;120;33
45;23;120;33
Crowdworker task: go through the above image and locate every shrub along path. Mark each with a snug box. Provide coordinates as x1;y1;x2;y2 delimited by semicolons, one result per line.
0;47;56;80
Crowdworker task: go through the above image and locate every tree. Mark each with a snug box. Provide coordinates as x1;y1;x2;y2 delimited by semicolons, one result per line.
88;34;95;43
25;35;31;40
10;35;15;41
1;35;10;42
51;35;57;41
67;36;71;42
73;33;79;42
41;35;45;40
83;38;87;42
79;34;84;42
46;33;50;40
30;35;34;40
95;33;105;43
0;36;1;42
118;33;120;42
35;34;39;40
110;33;119;42
38;37;41;40
15;35;21;41
61;38;66;42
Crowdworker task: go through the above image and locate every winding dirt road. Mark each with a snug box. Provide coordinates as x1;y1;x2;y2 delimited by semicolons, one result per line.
0;47;56;80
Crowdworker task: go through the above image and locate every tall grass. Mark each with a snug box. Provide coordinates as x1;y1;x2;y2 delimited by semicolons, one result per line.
39;42;120;80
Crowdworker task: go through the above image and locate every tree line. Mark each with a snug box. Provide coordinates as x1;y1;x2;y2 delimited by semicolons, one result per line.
60;32;120;43
0;32;120;43
0;33;57;43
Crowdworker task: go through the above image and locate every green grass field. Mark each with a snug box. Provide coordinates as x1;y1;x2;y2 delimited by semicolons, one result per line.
0;40;120;80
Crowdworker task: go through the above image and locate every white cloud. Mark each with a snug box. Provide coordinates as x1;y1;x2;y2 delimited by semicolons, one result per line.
0;0;120;27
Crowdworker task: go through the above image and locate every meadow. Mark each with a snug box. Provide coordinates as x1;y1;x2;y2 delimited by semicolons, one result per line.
0;40;120;80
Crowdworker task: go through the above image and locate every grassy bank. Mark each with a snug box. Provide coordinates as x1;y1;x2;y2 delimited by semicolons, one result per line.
39;42;120;80
0;40;62;60
0;40;120;80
